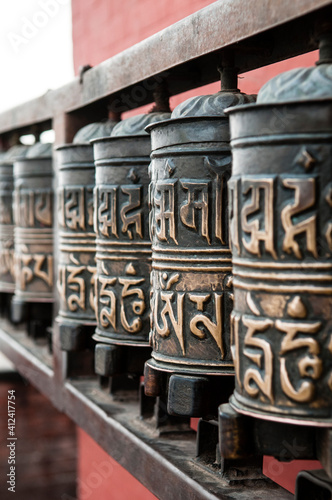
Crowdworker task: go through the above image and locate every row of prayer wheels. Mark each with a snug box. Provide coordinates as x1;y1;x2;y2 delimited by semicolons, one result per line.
1;32;331;442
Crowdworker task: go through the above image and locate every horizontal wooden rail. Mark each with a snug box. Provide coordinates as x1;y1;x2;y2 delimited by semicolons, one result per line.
0;323;293;500
0;0;331;137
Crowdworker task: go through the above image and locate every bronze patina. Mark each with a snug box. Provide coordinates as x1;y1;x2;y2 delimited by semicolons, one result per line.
56;121;117;351
0;145;29;320
145;75;255;417
92;112;170;379
0;146;29;294
227;34;332;426
11;142;54;338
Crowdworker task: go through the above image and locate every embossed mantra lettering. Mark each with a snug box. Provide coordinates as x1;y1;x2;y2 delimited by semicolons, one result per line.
230;175;327;258
153;281;224;357
231;311;324;404
15;189;52;227
58;187;94;230
58;263;96;313
151;175;228;245
96;263;146;334
95;186;143;239
58;185;96;314
17;253;53;290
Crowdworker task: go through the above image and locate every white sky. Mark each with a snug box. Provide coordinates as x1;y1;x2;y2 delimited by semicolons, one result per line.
0;0;74;113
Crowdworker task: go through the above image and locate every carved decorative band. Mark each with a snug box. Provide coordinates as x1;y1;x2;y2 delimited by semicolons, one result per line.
0;283;15;293
96;254;152;262
152;246;230;254
151;351;234;368
15;228;53;234
59;238;95;245
152;262;232;272
234;278;332;295
231;132;332;149
235;270;332;281
230;394;332;427
233;258;332;270
96;239;151;247
59;232;95;238
16;235;53;241
96;248;151;254
92;333;150;348
60;245;95;253
153;253;232;264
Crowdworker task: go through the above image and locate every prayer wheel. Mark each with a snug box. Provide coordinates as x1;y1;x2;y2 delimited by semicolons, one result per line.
11;142;54;339
227;34;332;426
145;76;255;416
0;145;29;318
56;121;117;351
92;112;170;379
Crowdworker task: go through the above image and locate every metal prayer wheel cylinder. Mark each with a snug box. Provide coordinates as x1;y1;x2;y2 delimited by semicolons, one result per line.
145;89;255;417
92;113;170;377
0;160;16;297
56;121;117;351
11;142;54;331
0;146;28;296
227;45;332;425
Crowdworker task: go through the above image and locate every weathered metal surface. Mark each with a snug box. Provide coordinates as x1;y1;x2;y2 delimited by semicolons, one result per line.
144;83;255;417
11;143;54;332
0;146;29;293
218;402;319;470
92;113;169;351
12;143;54;304
56;143;96;346
147;89;255;377
56;121;117;351
295;469;332;499
227;41;332;426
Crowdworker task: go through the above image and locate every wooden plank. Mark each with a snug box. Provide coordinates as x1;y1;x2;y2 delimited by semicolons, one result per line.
64;379;293;500
0;0;331;134
0;324;56;404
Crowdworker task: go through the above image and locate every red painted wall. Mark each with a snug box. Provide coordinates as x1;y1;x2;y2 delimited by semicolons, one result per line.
77;428;157;500
72;0;217;75
72;1;321;498
0;373;76;500
71;0;317;118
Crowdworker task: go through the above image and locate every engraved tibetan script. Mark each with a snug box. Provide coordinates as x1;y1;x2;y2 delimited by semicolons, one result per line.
281;177;318;259
233;175;325;259
241;177;276;259
58;264;96;312
96;185;143;239
97;269;146;333
15;189;52;227
154;291;224;357
58;186;93;231
233;313;324;404
154;180;177;244
17;253;53;290
152;173;229;246
180;180;210;244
